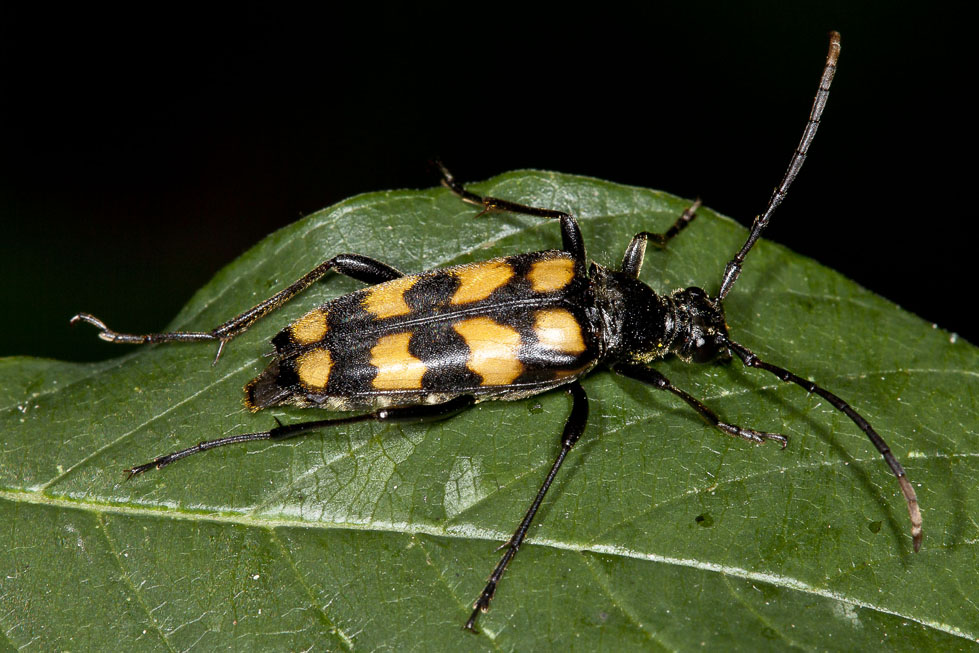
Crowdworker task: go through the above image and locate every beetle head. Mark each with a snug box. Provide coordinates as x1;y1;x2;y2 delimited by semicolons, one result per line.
670;287;730;363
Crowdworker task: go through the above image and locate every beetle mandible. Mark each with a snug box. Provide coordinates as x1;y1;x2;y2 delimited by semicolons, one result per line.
71;31;921;632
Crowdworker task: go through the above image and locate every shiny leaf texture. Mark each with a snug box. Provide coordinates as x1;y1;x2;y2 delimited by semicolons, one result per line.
2;172;977;651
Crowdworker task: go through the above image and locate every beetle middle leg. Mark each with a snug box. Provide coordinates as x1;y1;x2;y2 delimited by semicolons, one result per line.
615;362;788;446
125;395;476;478
72;253;404;363
437;162;585;263
465;381;589;632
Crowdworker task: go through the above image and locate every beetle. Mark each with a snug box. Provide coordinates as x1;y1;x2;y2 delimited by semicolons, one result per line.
71;31;921;632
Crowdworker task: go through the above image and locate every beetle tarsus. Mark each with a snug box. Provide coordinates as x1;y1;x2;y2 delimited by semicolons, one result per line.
464;587;495;633
212;338;229;365
70;313;122;342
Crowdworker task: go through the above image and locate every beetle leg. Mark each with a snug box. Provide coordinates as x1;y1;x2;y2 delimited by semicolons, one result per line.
125;395;476;478
465;381;588;633
620;200;702;278
614;362;788;446
437;161;585;264
72;253;404;363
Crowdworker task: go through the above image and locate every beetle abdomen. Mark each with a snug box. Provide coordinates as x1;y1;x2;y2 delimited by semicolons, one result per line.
245;251;600;411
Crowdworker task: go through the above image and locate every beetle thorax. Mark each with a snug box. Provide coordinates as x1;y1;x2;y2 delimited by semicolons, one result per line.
593;267;729;365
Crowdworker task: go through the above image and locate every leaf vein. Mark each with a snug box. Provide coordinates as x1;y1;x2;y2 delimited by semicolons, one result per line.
5;491;972;644
267;526;354;651
98;512;177;652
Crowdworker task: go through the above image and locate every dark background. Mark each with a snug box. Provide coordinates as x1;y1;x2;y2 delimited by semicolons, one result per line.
3;3;973;361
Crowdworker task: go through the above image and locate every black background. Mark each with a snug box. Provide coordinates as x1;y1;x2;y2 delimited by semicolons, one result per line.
3;2;973;361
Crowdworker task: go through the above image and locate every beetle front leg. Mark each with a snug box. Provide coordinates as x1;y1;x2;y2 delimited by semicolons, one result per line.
620;200;702;278
71;253;404;363
614;362;788;446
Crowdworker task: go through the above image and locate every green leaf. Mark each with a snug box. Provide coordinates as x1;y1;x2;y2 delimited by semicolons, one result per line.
2;171;976;651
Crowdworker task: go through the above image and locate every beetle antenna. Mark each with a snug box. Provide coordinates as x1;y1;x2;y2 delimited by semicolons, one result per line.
723;335;922;551
718;31;841;301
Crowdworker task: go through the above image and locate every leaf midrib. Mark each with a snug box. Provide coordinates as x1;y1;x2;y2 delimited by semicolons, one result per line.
0;487;968;643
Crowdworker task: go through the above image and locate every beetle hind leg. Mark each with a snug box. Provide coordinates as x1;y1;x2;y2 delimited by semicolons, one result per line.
125;396;476;478
72;253;404;363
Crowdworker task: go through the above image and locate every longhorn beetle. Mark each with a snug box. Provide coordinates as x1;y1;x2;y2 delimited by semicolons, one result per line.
72;32;922;632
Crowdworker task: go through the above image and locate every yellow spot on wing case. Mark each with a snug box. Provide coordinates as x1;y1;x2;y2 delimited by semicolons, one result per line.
296;348;333;389
291;309;328;345
527;256;575;293
453;317;524;386
534;309;586;354
451;260;514;305
371;332;427;390
363;276;418;319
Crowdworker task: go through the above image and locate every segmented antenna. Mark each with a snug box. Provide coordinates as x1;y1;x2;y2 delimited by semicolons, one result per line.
718;31;841;300
723;337;923;551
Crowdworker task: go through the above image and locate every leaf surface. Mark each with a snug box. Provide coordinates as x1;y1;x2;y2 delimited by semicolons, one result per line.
2;172;977;651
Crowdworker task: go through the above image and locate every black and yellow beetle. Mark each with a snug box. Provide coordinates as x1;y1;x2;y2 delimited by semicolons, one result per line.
71;32;921;631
